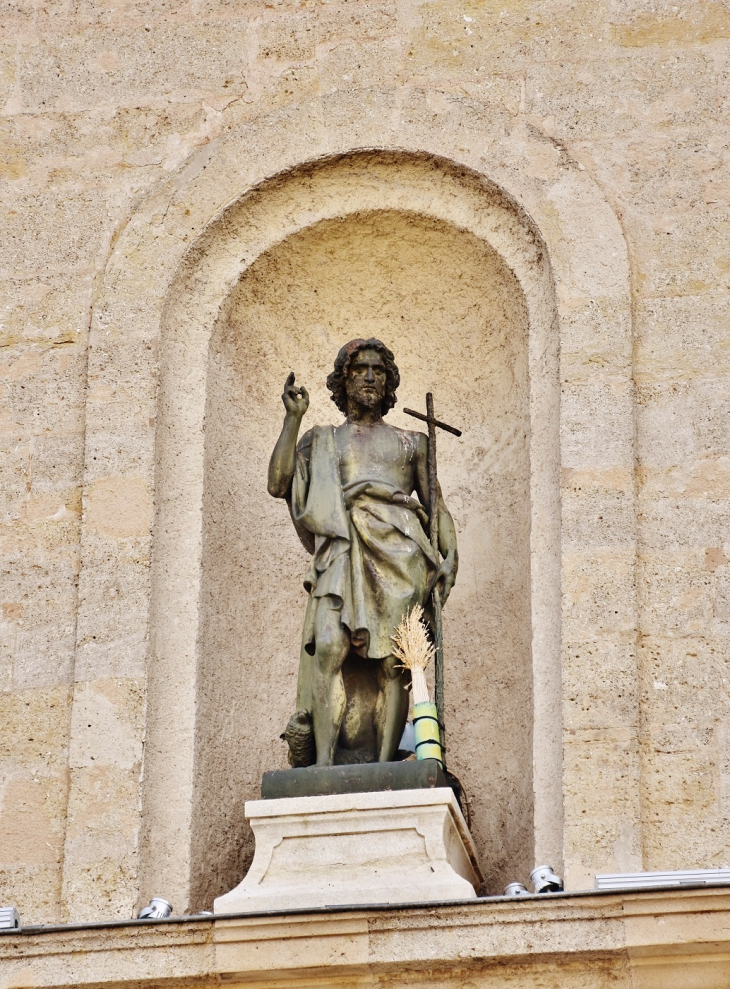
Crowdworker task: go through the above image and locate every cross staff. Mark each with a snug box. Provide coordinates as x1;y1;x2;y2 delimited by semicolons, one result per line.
403;394;462;752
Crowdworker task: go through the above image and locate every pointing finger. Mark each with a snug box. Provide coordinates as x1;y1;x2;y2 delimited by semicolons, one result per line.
285;371;295;387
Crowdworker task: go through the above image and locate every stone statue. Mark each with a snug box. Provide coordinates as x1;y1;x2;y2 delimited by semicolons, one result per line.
268;339;458;767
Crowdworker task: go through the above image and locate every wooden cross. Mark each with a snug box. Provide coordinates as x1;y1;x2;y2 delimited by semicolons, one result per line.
404;394;462;754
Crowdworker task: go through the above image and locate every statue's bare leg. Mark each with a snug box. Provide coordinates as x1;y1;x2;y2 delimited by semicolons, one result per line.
376;653;410;762
311;599;349;766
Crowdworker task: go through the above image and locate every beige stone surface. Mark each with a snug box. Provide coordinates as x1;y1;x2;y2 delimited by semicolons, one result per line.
0;0;727;930
136;147;570;912
194;203;534;906
2;889;730;989
214;788;482;913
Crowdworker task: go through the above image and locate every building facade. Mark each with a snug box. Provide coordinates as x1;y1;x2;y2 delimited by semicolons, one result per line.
1;1;730;982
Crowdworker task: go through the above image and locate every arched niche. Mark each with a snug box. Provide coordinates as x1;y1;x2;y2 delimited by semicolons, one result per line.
150;152;560;905
62;89;636;922
195;207;534;902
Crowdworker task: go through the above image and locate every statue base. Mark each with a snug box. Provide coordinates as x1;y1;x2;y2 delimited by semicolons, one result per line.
213;787;483;914
261;757;457;799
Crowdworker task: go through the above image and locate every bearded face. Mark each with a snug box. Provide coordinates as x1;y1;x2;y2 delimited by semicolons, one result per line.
344;347;387;412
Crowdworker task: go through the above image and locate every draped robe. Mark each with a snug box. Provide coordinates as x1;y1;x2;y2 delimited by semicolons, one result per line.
287;424;437;710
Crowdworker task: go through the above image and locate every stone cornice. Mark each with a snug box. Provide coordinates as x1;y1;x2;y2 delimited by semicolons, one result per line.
2;888;730;988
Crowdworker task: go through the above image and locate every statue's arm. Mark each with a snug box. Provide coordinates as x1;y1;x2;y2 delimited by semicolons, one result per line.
267;373;309;499
435;491;458;564
413;434;458;602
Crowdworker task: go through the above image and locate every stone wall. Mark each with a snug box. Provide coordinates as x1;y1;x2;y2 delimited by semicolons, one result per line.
194;206;534;907
1;0;728;924
145;151;562;912
4;888;730;989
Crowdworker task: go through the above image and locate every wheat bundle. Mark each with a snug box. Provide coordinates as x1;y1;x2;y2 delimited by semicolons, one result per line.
391;604;435;705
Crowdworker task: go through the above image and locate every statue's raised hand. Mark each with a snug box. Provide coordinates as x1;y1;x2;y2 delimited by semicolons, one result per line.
282;372;309;419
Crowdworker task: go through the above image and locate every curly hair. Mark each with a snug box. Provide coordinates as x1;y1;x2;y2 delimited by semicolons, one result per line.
326;338;400;416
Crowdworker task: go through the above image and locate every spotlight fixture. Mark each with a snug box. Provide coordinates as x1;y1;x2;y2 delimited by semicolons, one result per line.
0;907;19;931
595;868;730;892
138;897;173;919
531;865;564;893
504;882;530;896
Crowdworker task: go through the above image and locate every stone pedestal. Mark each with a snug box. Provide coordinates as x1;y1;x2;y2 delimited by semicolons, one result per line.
214;787;482;913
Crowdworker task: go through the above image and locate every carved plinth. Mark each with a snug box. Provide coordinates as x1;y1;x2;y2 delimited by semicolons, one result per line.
260;757;457;799
214;787;483;914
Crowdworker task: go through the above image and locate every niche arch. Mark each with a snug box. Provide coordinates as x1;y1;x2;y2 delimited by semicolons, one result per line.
63;88;634;919
152;151;560;905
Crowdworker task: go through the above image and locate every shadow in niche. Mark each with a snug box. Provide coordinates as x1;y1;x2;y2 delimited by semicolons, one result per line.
188;196;536;910
337;654;382;764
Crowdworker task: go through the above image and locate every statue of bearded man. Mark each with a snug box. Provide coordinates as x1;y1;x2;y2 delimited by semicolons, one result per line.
268;339;458;767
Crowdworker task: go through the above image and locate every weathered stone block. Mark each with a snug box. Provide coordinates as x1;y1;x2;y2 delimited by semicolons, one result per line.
214;788;482;913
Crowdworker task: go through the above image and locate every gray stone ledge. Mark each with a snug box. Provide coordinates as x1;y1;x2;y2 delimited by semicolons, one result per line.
2;887;730;988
